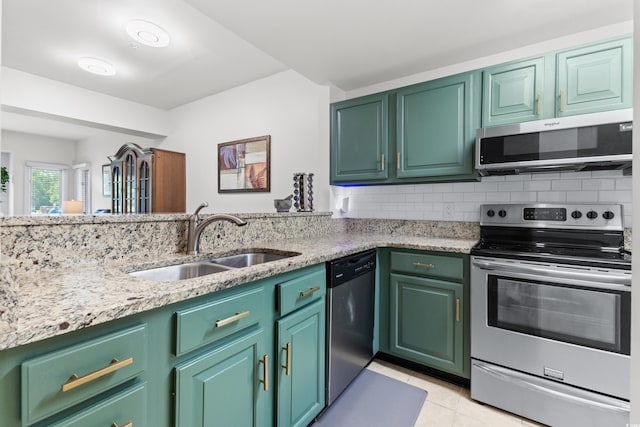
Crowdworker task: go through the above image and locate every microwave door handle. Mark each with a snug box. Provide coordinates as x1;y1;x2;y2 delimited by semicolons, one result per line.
472;258;631;287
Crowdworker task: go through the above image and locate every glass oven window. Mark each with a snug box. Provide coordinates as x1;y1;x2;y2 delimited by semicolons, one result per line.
487;275;630;355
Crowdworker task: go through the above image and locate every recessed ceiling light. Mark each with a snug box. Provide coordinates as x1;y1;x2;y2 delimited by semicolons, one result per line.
77;57;116;76
126;19;170;48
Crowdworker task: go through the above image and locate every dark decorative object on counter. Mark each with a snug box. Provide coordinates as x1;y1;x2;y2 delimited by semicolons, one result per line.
293;172;314;212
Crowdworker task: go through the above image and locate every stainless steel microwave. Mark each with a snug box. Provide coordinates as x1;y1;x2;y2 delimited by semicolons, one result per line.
475;109;633;176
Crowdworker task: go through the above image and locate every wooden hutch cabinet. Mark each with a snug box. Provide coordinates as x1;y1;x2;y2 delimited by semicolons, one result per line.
109;143;186;214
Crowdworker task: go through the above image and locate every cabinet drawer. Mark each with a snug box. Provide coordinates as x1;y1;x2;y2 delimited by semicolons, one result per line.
278;269;326;316
175;286;265;356
391;251;463;281
49;382;147;427
21;324;147;426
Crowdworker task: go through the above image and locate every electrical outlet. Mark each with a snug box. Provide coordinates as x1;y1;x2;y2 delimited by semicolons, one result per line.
444;203;454;219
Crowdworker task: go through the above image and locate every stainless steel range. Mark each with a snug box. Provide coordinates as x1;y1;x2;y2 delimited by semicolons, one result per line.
470;203;631;427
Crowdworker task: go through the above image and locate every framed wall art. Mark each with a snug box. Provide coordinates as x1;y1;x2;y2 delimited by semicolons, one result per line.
218;135;271;193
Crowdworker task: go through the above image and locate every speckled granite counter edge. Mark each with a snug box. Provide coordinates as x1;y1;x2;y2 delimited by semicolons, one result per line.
0;233;476;351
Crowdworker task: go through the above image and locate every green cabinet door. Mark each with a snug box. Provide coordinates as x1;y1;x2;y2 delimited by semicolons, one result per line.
174;328;268;427
276;299;325;427
482;56;550;126
389;273;464;375
396;72;480;179
330;93;389;183
556;37;632;117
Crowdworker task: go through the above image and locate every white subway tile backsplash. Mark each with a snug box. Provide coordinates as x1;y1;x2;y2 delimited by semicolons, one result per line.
524;180;551;191
498;181;524;191
510;192;537;202
551;180;582;191
453;182;476;192
537;192;567;202
331;170;632;223
566;191;598;202
582;179;615;191
443;193;464;202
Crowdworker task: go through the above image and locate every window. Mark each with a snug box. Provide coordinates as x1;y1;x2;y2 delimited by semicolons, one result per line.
73;163;91;214
24;162;69;215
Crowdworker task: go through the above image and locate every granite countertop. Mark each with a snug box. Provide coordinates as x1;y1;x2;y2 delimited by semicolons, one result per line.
0;233;476;351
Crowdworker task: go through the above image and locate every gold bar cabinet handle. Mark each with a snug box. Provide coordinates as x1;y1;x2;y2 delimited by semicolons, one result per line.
282;342;292;376
397;152;400;169
456;299;460;322
62;357;133;392
111;422;133;427
215;311;250;328
536;95;541;115
259;355;269;391
412;262;434;269
300;286;320;298
380;154;385;171
559;90;564;112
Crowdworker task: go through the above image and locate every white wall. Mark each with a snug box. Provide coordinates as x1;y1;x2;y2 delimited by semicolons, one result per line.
163;70;331;213
1;130;77;215
75;132;162;213
2;67;170;139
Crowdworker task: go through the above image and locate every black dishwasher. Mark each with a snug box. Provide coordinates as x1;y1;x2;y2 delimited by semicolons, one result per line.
326;249;376;406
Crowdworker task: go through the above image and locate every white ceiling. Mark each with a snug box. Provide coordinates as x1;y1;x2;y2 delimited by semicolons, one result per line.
1;0;634;139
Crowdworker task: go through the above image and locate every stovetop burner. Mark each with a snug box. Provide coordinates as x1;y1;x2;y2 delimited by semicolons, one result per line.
472;203;631;270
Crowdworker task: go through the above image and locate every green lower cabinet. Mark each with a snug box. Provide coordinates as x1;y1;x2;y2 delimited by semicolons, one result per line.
174;328;268;427
556;37;632;117
49;382;147;427
389;273;464;376
276;299;325;427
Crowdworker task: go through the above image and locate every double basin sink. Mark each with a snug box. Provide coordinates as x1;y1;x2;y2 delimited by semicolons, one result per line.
129;249;301;282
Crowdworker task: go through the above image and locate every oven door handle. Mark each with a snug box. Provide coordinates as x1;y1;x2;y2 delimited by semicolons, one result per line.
472;258;631;287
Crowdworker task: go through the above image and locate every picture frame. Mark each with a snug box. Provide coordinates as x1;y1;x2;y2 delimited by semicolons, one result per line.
102;164;112;197
218;135;271;193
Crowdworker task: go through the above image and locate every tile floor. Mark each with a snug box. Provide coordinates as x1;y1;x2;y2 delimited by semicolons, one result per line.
367;359;547;427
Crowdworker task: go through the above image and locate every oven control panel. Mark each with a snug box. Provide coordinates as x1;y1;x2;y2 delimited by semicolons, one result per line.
480;203;623;230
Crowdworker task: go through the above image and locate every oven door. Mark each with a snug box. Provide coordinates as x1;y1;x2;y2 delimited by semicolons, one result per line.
471;256;631;399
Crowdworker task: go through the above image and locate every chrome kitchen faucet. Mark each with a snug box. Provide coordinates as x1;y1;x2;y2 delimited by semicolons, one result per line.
186;202;247;255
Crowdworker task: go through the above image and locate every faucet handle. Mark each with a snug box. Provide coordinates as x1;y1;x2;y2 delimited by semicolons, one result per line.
192;202;209;221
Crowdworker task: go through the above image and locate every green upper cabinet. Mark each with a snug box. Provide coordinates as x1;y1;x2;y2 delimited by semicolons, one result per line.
556;37;632;117
330;93;389;183
481;56;551;127
396;72;480;179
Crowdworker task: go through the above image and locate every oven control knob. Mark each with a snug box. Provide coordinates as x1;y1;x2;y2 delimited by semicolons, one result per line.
487;209;495;217
571;210;582;219
603;211;615;220
498;209;507;218
586;210;598;220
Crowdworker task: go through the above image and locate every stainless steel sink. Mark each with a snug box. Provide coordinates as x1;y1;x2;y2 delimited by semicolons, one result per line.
129;249;300;281
208;250;301;268
129;261;232;282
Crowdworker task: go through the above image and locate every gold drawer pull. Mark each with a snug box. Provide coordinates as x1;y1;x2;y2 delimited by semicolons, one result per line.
412;262;435;269
536;95;541;115
111;422;132;427
559;90;565;112
282;342;292;376
397;152;400;169
300;286;320;298
215;311;250;328
456;298;460;322
259;355;269;391
62;357;133;392
380;154;385;171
